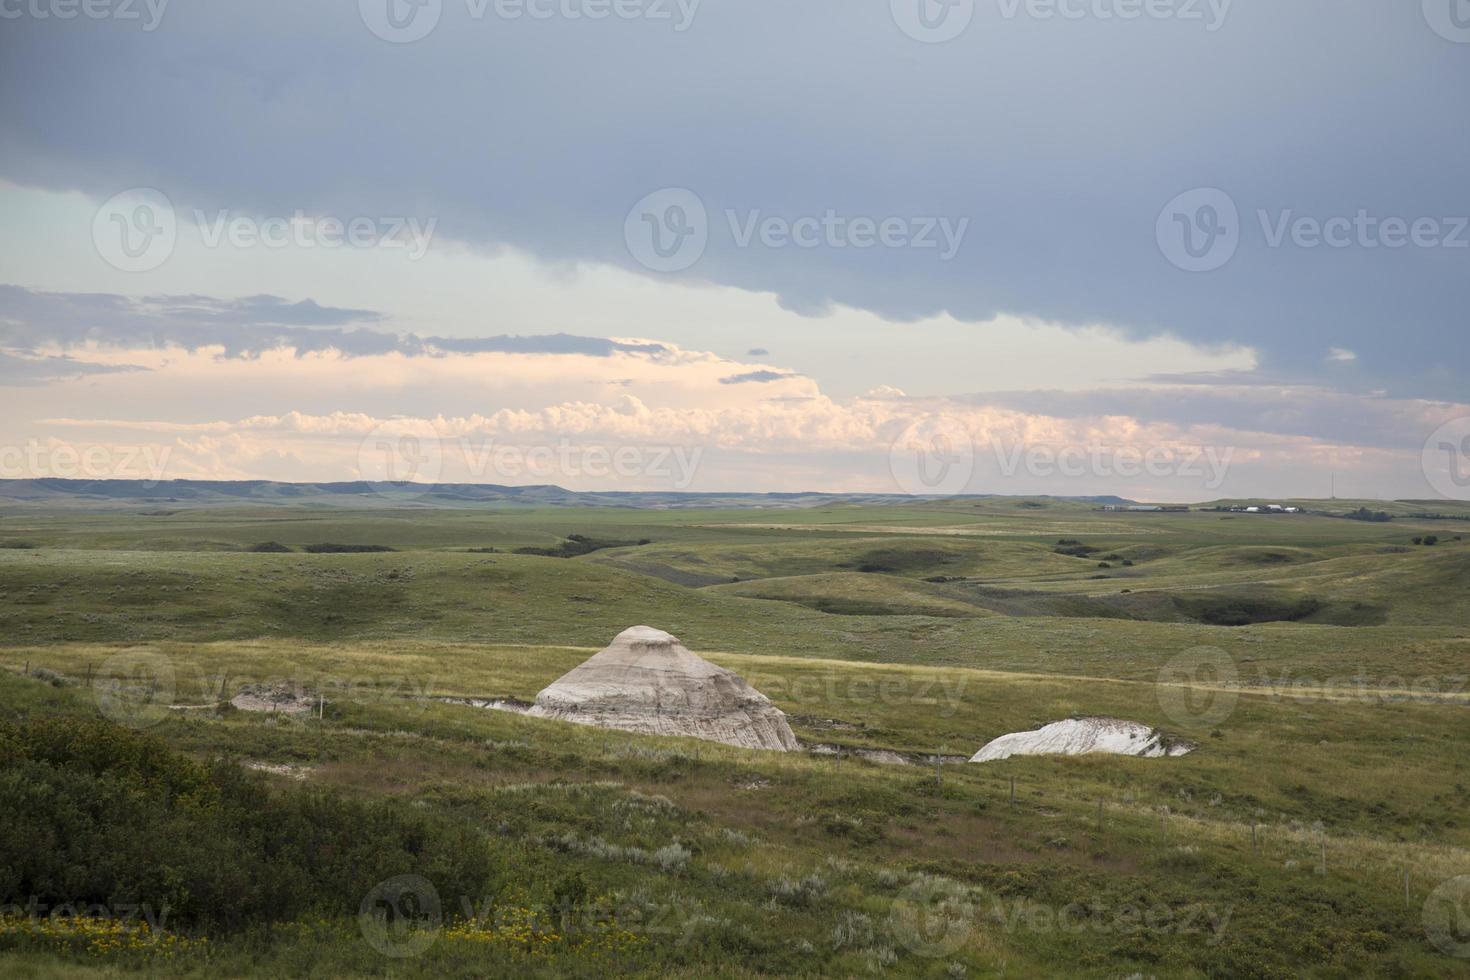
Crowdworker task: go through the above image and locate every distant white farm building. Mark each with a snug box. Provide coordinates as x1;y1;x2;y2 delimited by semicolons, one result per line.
1097;504;1190;513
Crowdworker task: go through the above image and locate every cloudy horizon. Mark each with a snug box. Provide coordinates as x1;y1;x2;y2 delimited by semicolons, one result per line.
2;2;1468;501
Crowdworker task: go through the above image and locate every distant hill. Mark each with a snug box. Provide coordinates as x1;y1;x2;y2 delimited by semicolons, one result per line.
0;478;1135;511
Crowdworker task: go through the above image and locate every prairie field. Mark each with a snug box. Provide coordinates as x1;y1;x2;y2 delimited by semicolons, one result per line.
2;496;1469;977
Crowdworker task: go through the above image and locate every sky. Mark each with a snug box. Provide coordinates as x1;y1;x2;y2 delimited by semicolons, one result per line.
0;0;1467;501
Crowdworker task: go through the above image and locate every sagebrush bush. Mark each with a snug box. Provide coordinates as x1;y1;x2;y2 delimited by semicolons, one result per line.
0;718;499;933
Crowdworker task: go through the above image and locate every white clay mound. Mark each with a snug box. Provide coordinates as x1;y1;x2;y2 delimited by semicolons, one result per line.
527;626;799;751
969;717;1193;763
230;683;317;715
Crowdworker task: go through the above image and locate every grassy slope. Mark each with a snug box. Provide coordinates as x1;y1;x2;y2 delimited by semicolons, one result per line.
3;498;1470;976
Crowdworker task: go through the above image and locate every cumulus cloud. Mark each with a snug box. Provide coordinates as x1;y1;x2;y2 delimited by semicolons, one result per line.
1;291;1460;498
28;388;1433;500
960;383;1465;451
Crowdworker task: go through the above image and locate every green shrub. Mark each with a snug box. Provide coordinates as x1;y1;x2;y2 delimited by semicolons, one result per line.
302;543;397;553
514;534;641;558
0;718;498;934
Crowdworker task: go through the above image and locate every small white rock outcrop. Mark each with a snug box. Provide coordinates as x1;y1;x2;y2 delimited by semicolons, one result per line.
527;626;799;751
969;717;1193;763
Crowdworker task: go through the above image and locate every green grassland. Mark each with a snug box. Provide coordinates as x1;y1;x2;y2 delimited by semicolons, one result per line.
2;497;1469;977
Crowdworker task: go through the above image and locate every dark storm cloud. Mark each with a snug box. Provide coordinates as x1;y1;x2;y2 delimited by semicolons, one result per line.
0;351;144;386
719;370;797;385
0;3;1465;398
0;285;670;359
